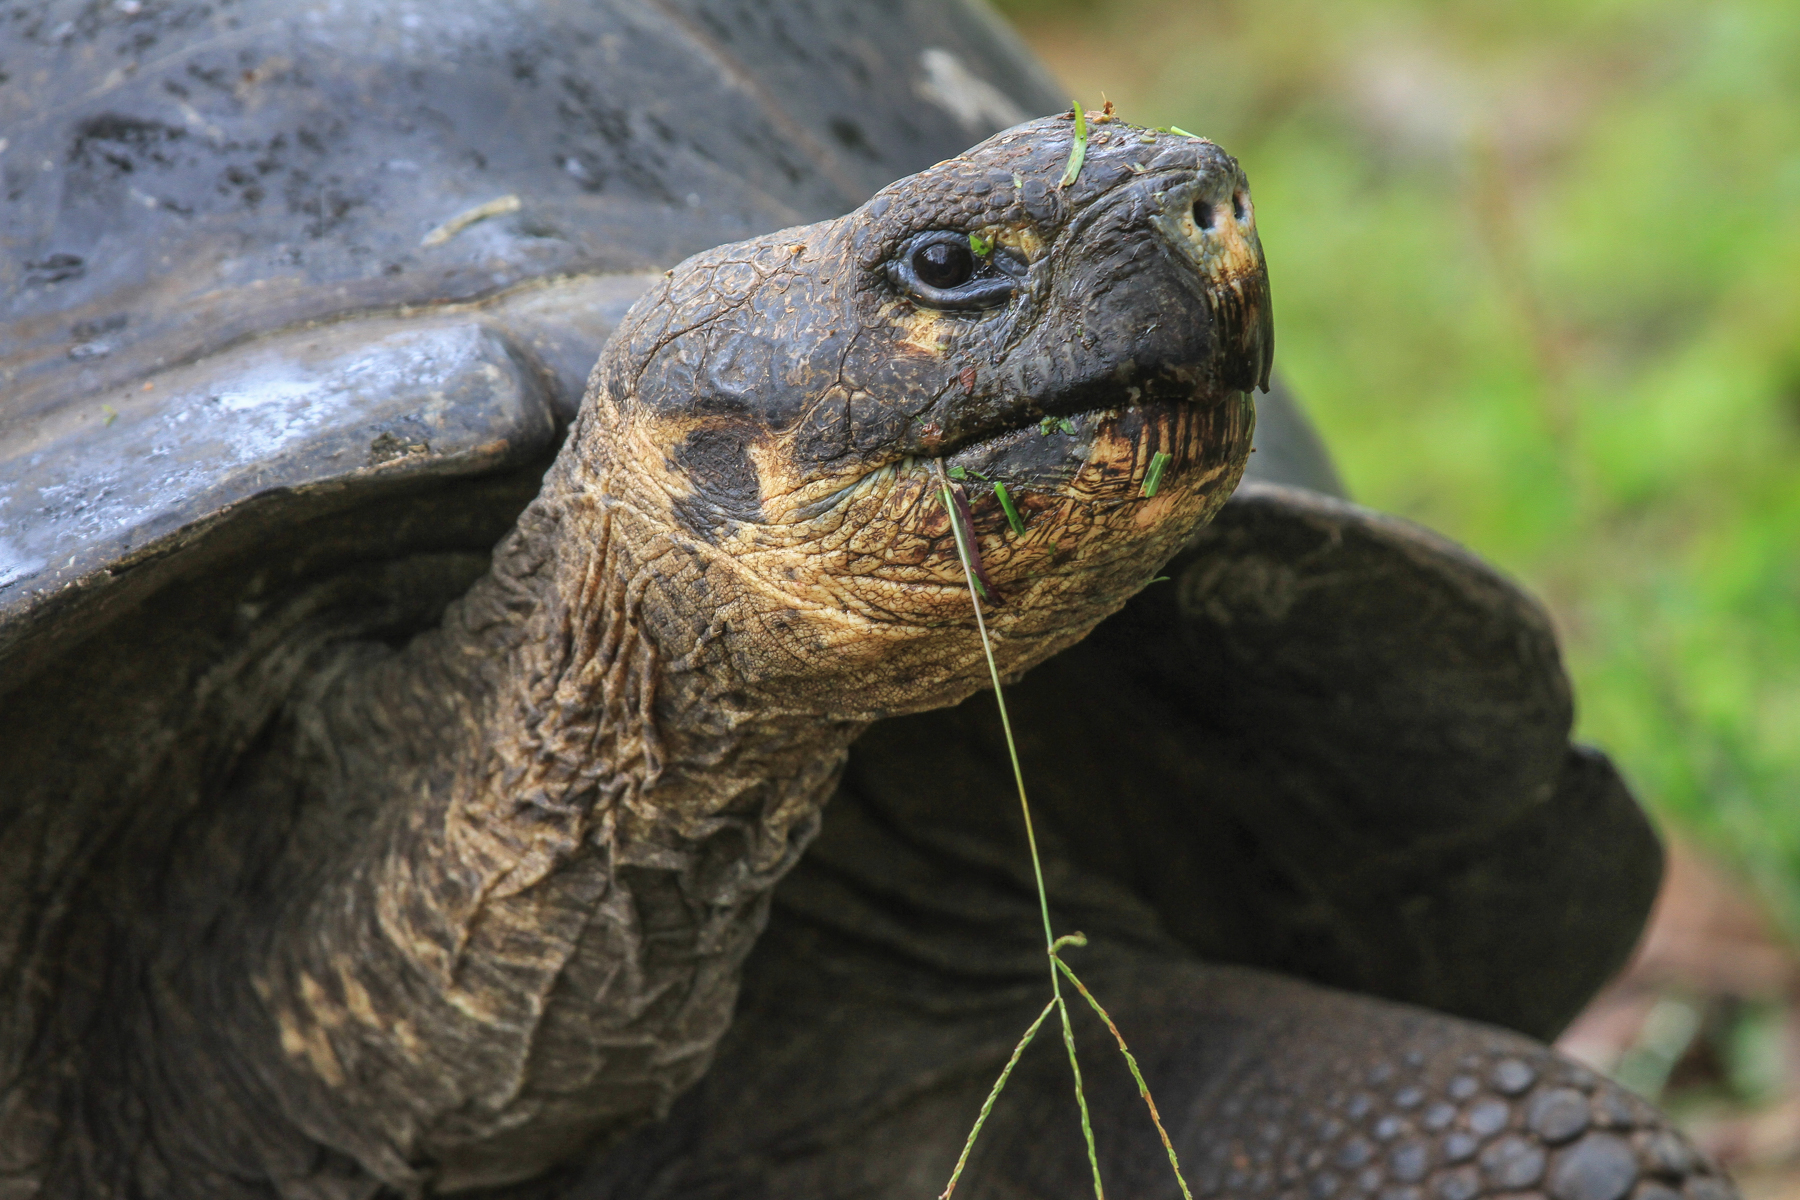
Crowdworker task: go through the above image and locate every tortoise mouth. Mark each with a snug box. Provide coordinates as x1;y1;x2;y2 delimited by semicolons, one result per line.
940;388;1240;500
928;385;1252;525
897;383;1256;604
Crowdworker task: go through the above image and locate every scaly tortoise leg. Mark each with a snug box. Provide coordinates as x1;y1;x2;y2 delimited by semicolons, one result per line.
560;928;1730;1200
946;958;1730;1200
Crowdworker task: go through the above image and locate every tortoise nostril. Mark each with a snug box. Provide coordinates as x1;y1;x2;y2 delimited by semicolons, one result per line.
1233;190;1250;223
1192;199;1215;232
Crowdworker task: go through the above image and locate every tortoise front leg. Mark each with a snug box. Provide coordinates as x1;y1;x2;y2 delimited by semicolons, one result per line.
951;958;1730;1200
558;907;1730;1200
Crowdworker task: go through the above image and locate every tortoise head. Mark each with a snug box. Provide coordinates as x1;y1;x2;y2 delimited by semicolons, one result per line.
581;114;1269;718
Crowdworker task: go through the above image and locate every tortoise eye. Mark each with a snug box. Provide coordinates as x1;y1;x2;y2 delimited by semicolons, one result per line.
912;240;974;289
890;231;1019;310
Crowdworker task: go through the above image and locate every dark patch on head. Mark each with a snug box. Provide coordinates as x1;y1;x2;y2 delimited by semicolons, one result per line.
670;425;764;542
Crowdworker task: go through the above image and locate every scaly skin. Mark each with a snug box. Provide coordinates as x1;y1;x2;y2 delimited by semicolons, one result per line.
1;115;1264;1197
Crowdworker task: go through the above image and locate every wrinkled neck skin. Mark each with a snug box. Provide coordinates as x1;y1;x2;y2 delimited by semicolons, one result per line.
241;457;834;1195
235;403;1062;1197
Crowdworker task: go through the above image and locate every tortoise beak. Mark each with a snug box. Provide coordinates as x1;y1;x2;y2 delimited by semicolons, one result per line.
1141;162;1274;395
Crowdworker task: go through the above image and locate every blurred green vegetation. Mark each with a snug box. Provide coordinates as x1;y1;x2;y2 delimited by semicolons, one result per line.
996;0;1800;935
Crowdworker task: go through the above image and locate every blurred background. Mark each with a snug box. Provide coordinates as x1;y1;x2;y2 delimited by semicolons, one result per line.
992;0;1799;1191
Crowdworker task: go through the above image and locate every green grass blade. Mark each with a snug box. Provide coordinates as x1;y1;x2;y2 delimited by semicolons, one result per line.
1060;103;1088;188
1142;450;1172;497
994;481;1028;536
1056;956;1195;1200
939;997;1057;1200
1058;995;1107;1200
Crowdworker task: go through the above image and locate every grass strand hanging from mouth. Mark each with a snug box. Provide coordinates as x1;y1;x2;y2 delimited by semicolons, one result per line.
931;459;1192;1200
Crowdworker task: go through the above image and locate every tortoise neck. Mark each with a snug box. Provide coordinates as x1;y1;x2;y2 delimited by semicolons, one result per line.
242;446;863;1193
446;446;866;830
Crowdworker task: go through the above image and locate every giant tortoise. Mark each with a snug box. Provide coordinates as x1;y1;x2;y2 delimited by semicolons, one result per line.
0;2;1721;1198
